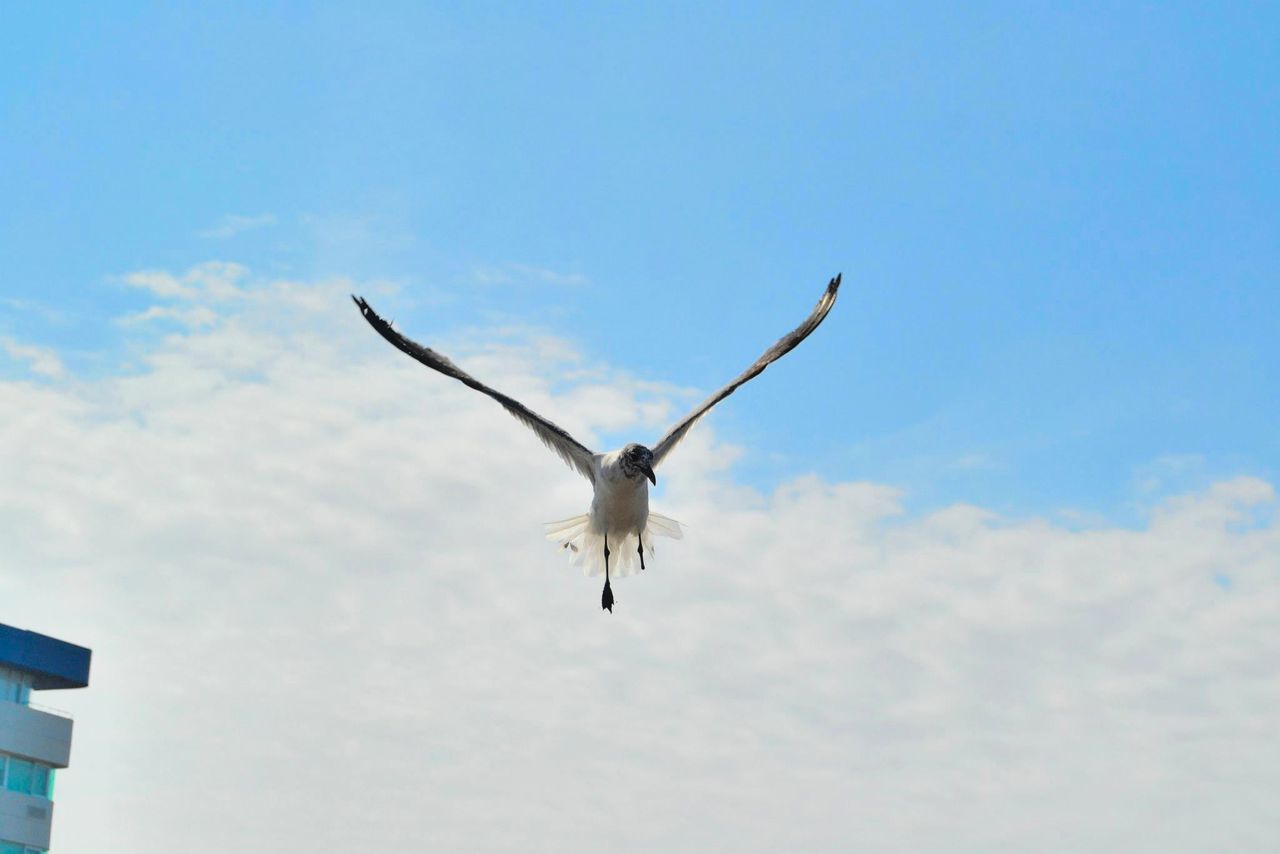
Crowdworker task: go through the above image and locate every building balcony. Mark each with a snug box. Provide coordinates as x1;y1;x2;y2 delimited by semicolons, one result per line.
0;787;53;851
0;704;72;771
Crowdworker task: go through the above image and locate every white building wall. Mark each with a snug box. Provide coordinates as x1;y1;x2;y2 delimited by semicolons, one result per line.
0;704;72;770
0;704;70;851
0;789;52;850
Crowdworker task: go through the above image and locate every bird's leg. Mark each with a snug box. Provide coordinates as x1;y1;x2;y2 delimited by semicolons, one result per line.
637;535;646;571
601;533;614;613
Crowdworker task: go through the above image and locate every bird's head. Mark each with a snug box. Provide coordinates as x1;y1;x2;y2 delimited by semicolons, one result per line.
620;443;656;485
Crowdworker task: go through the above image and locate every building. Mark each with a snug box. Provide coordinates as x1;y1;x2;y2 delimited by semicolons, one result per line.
0;625;91;854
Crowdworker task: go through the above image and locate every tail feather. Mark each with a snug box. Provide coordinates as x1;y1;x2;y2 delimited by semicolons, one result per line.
646;512;684;540
544;512;684;577
544;514;590;541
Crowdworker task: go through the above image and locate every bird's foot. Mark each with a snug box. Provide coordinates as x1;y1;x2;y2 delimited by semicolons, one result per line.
601;578;614;613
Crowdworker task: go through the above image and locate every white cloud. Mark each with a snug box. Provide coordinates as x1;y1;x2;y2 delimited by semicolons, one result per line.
116;305;220;328
1132;453;1211;496
2;297;70;325
1;335;65;377
120;261;248;301
198;213;278;240
949;451;994;470
2;265;1278;852
472;262;589;286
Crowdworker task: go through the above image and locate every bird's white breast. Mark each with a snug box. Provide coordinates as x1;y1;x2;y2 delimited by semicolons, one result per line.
589;452;650;535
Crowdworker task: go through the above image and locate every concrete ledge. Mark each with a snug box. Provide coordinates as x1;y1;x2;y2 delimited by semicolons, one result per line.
0;788;53;850
0;703;73;768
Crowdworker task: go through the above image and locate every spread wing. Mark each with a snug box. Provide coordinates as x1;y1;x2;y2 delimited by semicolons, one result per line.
353;296;597;483
651;274;841;469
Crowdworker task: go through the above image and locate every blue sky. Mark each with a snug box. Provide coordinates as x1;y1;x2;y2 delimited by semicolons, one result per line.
2;3;1277;520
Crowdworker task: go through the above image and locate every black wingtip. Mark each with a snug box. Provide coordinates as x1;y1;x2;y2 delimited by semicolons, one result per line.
353;295;393;328
829;273;842;293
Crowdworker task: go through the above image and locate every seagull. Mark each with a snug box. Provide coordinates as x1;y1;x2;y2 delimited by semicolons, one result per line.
352;273;840;612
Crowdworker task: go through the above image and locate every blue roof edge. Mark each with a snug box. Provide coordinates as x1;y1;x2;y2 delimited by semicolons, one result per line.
0;623;92;690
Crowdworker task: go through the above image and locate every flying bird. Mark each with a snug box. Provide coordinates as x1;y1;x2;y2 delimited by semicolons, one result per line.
352;274;841;612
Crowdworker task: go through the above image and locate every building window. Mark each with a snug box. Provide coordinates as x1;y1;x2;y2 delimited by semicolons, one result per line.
1;842;47;854
3;758;32;794
0;754;53;798
32;765;49;798
0;668;33;705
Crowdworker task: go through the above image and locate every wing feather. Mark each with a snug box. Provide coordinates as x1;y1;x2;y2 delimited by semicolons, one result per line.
651;274;841;468
352;296;597;483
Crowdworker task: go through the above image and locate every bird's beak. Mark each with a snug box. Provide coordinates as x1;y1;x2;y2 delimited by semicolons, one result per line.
640;461;657;485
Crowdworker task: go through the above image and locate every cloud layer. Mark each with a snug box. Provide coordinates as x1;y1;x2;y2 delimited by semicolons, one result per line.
2;266;1277;852
1;335;64;378
198;214;279;240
